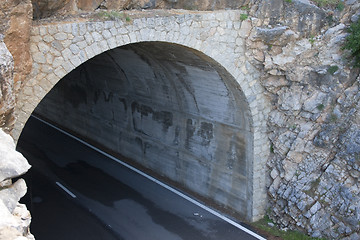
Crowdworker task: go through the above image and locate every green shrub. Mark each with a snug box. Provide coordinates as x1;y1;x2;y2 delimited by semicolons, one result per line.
317;104;325;111
97;11;132;23
329;113;338;122
270;144;274;153
252;215;327;240
343;19;360;68
312;0;340;7
240;14;248;21
98;11;123;20
327;65;339;75
336;2;345;11
309;35;315;45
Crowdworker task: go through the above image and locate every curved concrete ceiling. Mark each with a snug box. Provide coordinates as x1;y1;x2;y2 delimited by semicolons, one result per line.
33;42;254;220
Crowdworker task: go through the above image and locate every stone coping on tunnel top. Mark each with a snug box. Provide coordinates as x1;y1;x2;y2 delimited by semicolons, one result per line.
14;10;270;221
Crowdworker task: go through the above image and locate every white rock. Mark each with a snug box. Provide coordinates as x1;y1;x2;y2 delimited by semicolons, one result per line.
0;200;16;227
0;179;28;213
0;130;30;182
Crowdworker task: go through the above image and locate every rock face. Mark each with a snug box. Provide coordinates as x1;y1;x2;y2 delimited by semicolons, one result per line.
3;0;33;94
0;36;15;133
0;0;32;132
32;0;73;19
0;130;33;240
31;0;251;19
245;0;360;239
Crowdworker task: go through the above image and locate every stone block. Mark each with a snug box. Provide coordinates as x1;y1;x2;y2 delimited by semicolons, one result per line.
32;52;46;64
61;48;72;60
110;27;118;36
78;23;87;36
54;32;68;41
99;40;109;52
102;30;112;40
76;40;88;50
107;37;117;49
128;32;137;42
61;61;75;73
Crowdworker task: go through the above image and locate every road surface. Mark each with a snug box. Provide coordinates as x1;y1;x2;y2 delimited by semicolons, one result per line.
17;116;265;240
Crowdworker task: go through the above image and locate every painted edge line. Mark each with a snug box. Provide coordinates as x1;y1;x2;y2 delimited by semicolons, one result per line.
32;115;267;240
56;182;77;198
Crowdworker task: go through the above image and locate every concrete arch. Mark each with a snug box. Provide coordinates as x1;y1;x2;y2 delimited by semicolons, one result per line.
14;11;270;221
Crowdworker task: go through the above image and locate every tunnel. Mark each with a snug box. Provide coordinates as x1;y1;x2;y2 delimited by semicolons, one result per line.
22;41;254;220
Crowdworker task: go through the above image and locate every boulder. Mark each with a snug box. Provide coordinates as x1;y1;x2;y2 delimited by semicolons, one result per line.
0;129;31;183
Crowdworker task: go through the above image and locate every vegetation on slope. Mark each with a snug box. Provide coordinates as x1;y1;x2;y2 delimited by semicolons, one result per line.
343;18;360;68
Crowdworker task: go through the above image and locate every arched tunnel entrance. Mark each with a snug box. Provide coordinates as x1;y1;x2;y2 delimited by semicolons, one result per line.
17;41;255;237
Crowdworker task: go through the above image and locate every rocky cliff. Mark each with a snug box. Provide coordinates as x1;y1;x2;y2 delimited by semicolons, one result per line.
246;1;360;239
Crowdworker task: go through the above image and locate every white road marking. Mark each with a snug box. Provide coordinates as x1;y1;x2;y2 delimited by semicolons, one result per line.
33;115;267;240
56;182;77;198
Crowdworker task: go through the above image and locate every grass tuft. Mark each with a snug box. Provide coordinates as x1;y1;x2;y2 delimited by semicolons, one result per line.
252;215;327;240
240;14;248;21
97;11;131;22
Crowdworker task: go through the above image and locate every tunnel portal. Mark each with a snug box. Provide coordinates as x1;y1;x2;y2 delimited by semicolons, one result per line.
33;42;254;220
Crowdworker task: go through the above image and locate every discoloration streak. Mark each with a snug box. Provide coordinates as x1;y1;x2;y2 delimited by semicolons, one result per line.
198;122;213;146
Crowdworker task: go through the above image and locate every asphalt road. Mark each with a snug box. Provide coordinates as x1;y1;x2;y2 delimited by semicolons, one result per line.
17;116;265;240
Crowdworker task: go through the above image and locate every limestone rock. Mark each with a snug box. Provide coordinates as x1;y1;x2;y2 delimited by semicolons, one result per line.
77;0;104;11
31;0;251;17
3;0;33;96
0;201;17;229
255;0;327;37
0;226;23;240
0;179;27;213
277;86;303;112
32;0;72;19
0;130;31;182
0;201;34;240
99;0;132;10
254;26;293;46
0;129;32;239
0;37;15;132
250;1;360;237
